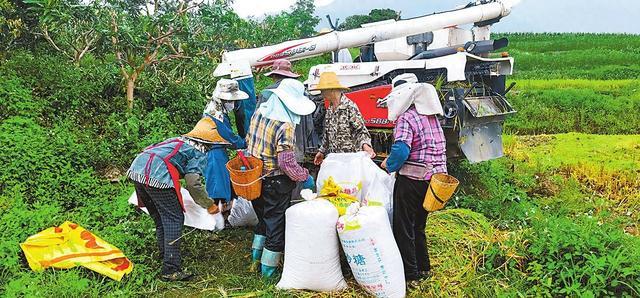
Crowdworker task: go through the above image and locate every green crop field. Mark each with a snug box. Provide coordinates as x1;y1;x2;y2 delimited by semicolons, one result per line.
1;21;640;298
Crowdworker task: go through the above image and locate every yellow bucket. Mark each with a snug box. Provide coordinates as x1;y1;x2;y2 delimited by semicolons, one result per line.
423;173;459;212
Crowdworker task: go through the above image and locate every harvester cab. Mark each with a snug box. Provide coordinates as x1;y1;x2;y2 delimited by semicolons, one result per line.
214;0;521;163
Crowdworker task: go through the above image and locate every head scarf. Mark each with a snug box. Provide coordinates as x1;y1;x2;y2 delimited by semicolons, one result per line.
385;73;444;121
203;98;225;122
258;93;301;125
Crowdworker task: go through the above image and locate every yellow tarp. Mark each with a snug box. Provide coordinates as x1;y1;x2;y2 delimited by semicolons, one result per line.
20;221;133;281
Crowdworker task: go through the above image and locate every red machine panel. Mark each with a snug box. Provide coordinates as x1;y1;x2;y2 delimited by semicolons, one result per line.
345;84;394;128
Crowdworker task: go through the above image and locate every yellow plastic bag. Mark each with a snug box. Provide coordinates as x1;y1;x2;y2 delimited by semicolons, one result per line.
20;221;133;281
320;177;359;215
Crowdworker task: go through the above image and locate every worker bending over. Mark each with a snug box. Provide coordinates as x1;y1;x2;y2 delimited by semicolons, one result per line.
202;79;248;214
127;118;224;281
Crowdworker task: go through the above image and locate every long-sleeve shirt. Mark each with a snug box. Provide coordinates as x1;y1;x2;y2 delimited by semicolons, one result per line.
127;137;213;208
204;114;247;201
246;112;308;181
210;114;246;150
318;95;372;154
392;106;447;180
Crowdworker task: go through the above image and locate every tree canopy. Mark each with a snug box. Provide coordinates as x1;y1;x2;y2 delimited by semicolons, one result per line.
338;8;400;30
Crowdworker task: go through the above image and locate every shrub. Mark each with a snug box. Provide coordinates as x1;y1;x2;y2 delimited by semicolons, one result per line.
449;159;537;230
0;71;43;120
525;216;640;296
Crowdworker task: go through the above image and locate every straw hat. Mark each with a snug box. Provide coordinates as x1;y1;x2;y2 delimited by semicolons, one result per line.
264;59;300;78
308;72;350;91
261;78;316;116
183;117;228;144
212;79;249;101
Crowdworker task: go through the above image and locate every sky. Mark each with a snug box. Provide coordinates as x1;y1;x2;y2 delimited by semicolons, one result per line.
231;0;640;34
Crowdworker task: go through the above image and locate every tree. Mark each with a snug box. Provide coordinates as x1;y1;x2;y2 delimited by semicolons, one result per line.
24;0;102;64
1;0;40;51
104;0;207;109
288;0;320;38
338;8;400;30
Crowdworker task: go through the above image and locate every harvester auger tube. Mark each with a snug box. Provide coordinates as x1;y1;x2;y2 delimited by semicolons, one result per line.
213;0;521;76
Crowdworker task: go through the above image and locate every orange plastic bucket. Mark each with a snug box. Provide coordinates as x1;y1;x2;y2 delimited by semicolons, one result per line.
423;173;459;212
226;156;263;200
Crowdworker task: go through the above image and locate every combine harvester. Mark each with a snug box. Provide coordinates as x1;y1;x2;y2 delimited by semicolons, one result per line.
215;0;521;163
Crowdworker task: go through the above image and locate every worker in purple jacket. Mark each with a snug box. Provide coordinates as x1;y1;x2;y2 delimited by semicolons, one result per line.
381;73;447;288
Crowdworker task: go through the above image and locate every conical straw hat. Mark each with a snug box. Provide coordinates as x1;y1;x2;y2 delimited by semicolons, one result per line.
308;72;349;91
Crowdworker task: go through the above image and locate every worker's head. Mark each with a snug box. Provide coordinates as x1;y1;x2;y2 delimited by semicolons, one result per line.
260;78;316;119
264;59;300;80
206;79;248;116
309;72;350;104
320;89;342;103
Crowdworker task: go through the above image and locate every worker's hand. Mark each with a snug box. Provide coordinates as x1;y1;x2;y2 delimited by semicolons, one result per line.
381;158;388;170
302;175;316;191
314;152;324;165
363;144;376;159
207;203;219;214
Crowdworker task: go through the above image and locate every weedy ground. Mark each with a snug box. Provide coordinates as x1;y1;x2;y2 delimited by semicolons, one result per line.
2;33;640;297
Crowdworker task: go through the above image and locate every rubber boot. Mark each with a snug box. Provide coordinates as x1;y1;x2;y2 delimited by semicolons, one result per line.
249;234;266;273
260;248;283;278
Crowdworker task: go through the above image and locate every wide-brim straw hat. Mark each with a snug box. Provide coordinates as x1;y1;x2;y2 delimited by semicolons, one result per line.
261;78;316;116
183;117;228;144
212;79;249;101
264;59;300;78
308;71;350;91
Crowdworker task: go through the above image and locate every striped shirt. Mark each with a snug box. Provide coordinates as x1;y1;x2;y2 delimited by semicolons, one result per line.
127;137;208;188
246;112;296;177
394;107;447;180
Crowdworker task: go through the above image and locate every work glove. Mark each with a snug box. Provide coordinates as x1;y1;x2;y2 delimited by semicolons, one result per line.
302;175;315;191
207;203;220;214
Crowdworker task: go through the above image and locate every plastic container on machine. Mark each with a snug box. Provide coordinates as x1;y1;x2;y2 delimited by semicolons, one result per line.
337;204;406;298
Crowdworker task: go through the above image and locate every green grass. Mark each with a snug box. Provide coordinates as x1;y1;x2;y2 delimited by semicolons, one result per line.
504;133;640;224
499;33;640;80
3;33;640;297
504;79;640;135
505;133;640;172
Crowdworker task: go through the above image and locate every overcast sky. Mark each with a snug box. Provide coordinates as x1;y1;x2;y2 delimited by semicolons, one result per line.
232;0;640;34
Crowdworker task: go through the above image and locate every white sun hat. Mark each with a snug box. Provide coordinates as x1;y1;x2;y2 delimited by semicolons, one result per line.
261;78;316;116
212;79;249;101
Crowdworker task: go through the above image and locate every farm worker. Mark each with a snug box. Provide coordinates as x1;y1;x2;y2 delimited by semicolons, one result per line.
127;118;224;282
202;79;248;214
256;59;301;107
310;71;375;165
245;78;316;278
380;73;447;287
225;63;257;139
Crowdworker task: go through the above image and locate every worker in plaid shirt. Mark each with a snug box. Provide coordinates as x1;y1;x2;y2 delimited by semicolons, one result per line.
381;73;447;288
245;78;316;278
